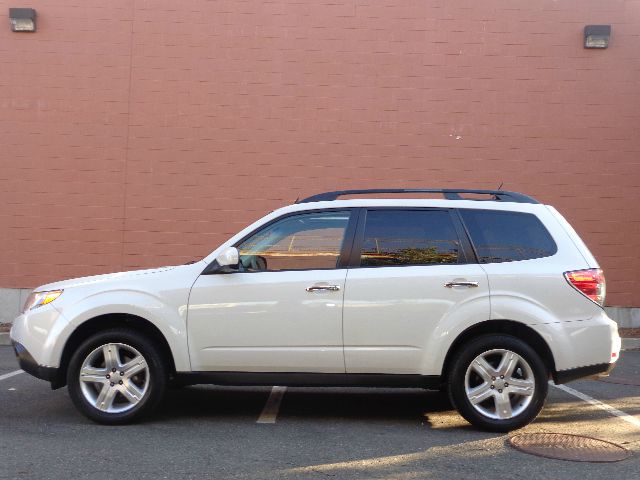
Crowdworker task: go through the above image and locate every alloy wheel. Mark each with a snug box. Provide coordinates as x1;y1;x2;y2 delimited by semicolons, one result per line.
78;343;150;413
464;348;536;420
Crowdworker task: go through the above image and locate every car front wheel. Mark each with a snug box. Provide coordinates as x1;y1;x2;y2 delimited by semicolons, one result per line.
67;328;167;424
448;334;548;432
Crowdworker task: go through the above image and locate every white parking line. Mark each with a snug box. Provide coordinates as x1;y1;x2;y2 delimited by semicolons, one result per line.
551;382;640;428
257;386;287;424
0;370;23;382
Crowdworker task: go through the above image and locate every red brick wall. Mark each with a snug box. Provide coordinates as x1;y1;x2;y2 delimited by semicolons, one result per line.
1;0;639;306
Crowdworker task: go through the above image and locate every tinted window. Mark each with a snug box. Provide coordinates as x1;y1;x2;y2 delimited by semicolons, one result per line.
237;211;350;271
460;209;557;263
360;210;461;267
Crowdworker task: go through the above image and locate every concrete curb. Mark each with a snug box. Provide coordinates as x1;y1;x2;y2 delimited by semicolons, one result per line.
622;338;640;351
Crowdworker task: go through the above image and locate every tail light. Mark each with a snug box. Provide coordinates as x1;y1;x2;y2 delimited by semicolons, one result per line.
564;268;606;306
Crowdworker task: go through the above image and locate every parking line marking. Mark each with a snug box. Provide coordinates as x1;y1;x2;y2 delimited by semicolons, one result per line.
257;386;286;424
0;370;23;382
551;382;640;429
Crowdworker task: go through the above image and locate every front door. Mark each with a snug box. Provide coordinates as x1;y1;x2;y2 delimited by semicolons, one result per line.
188;209;354;373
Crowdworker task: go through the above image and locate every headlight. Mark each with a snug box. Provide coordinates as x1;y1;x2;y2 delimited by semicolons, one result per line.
23;290;63;312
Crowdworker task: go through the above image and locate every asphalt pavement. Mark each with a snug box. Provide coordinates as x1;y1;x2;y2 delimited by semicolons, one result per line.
0;346;638;480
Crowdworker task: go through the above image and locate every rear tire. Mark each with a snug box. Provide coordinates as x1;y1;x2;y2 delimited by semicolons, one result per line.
66;328;167;424
447;334;548;432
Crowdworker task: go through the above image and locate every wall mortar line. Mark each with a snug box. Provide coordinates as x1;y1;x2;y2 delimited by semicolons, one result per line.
120;0;137;270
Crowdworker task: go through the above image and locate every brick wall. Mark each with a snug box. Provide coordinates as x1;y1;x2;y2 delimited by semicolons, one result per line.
1;0;639;306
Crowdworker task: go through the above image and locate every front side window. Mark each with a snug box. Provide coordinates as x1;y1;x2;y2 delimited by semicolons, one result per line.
237;210;350;271
360;209;461;267
460;209;557;263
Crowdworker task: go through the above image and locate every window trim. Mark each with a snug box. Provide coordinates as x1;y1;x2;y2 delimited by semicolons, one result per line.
222;208;360;273
347;207;472;269
453;209;479;264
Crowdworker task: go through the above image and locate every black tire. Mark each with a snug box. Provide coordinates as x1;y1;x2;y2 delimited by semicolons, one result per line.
447;334;548;432
66;328;167;425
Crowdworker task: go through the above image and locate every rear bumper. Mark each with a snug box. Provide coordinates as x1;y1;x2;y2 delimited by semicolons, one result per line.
532;309;621;372
553;361;616;384
12;341;61;387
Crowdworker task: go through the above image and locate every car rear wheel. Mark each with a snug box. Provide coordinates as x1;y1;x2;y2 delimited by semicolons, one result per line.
448;334;548;432
67;328;167;424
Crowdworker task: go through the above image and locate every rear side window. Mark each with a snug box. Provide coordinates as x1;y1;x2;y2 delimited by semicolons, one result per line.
360;209;461;267
460;209;557;263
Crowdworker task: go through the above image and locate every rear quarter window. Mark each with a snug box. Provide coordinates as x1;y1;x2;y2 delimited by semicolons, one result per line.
460;209;557;263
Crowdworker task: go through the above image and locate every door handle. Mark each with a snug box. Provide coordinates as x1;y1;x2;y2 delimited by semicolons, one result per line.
444;281;479;288
306;285;341;292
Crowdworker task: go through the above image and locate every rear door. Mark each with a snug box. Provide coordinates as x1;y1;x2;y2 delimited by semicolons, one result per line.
342;208;490;374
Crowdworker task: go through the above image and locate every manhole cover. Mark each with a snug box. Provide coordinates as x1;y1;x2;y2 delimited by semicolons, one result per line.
508;433;630;462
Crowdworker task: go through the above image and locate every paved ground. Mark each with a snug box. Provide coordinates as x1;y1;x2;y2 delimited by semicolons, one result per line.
0;347;638;480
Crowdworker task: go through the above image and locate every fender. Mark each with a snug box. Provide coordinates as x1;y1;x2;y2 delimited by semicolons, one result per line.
490;291;595;325
48;289;191;371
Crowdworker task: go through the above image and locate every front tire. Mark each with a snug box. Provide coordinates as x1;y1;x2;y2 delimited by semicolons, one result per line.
67;328;167;424
448;334;548;432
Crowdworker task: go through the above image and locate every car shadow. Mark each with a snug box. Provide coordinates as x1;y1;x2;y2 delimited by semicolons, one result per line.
156;385;457;425
280;387;453;422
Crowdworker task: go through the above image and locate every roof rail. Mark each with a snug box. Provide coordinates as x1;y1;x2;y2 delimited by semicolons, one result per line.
297;189;539;204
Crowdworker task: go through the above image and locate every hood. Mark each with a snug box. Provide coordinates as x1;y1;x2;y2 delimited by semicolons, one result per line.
36;266;179;292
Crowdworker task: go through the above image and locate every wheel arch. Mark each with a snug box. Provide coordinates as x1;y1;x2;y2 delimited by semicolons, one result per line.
441;320;556;382
53;313;177;389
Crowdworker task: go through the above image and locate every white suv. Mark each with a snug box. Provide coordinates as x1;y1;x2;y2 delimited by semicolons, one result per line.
10;189;621;431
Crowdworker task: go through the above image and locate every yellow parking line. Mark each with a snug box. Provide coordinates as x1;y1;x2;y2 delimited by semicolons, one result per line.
257;386;287;424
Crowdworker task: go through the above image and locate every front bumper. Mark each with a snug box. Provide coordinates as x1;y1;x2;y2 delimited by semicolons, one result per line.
12;341;62;388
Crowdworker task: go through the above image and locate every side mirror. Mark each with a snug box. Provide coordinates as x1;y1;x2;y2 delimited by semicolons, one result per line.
203;247;239;274
216;246;239;267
